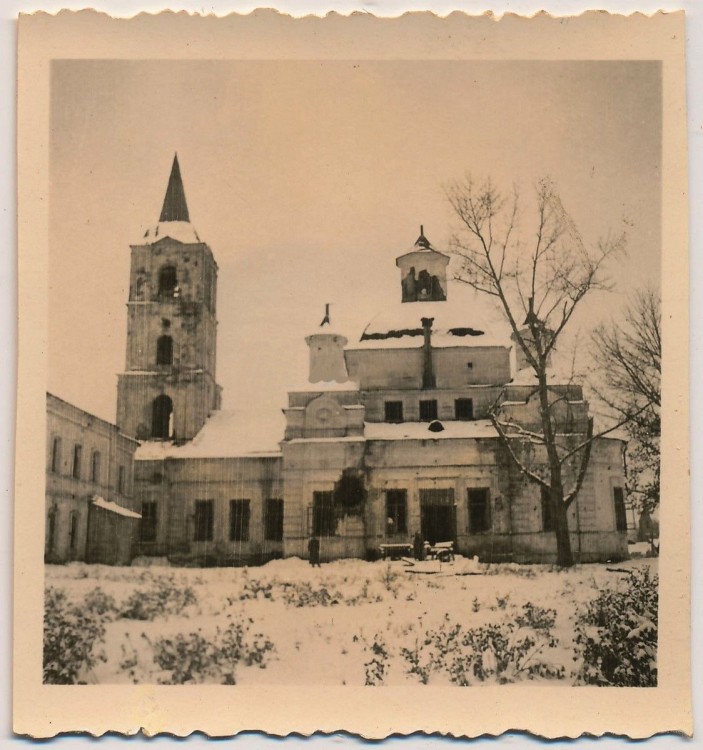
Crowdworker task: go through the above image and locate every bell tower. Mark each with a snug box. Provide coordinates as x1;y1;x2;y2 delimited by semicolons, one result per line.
116;155;222;442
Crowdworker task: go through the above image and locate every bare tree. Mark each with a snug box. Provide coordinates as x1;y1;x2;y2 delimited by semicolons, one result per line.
592;288;661;546
446;175;628;567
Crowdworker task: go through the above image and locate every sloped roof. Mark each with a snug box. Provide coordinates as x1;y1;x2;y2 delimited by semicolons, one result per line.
92;496;141;519
160;154;190;222
353;282;510;350
135;408;285;460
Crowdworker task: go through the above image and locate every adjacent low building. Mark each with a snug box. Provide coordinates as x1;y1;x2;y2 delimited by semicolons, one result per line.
45;393;140;565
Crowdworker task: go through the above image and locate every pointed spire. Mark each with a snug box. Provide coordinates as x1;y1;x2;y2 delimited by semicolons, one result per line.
159;154;190;223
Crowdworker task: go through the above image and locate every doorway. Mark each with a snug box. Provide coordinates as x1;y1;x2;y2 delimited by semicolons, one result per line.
419;488;456;544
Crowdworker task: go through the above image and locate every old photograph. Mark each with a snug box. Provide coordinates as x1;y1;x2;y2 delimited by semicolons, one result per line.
15;9;690;739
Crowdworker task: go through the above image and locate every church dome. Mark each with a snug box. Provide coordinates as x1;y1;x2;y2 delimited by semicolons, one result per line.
356;281;510;350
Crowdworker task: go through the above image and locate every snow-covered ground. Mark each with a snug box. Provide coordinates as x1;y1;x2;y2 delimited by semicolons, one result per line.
44;555;657;686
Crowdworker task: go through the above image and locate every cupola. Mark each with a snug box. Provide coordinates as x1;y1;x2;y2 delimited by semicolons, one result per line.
305;304;349;383
395;226;450;302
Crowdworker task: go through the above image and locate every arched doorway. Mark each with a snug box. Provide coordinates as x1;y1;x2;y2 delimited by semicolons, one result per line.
152;394;173;439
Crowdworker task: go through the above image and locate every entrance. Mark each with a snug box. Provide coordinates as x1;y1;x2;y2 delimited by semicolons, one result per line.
419;488;456;545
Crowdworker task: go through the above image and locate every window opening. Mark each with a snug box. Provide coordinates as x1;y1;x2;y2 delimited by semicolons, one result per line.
51;436;62;473
156;335;174;365
312;491;336;536
265;498;284;542
230;500;251;542
91;450;101;483
419;399;438;422
541;486;554;532
384;401;403;423
468;488;491;533
151;394;173;439
140;502;158;542
158;266;178;297
194;500;214;541
455;398;474;420
386;489;407;535
72;444;82;479
613;487;627;532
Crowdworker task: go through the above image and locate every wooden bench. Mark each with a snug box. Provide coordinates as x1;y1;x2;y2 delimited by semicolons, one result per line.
426;541;455;562
379;543;413;560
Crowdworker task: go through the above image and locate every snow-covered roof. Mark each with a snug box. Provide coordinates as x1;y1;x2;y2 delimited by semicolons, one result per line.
135;408;285;461
139;221;202;245
364;419;498;441
352;282;510;351
92;496;141;519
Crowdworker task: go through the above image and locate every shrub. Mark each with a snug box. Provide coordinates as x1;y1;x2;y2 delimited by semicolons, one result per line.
400;604;564;686
575;568;658;687
280;581;343;608
43;587;107;684
363;634;390;686
147;618;275;684
120;577;197;620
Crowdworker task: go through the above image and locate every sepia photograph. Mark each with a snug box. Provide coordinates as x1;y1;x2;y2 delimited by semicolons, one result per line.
15;9;690;740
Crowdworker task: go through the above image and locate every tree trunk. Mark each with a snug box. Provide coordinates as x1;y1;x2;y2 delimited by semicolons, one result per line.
553;489;573;567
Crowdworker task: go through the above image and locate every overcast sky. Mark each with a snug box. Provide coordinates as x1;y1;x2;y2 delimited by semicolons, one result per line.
49;60;661;423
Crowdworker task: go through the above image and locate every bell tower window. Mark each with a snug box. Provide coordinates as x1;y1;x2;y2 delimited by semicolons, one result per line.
156;335;174;365
151;394;174;439
158;266;178;298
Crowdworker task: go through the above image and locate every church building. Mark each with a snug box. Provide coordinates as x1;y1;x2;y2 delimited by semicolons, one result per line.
119;156;629;565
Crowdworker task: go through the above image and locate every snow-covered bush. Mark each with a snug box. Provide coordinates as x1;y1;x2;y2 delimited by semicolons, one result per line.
145;619;275;684
119;578;197;620
363;634;390;686
43;587;108;684
400;603;564;686
575;568;658;686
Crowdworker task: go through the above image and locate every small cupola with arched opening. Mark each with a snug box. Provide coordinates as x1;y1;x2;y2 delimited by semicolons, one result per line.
395;226;449;303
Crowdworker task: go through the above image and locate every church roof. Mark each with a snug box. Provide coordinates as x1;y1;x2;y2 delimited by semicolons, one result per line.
159;154;190;223
353;281;510;350
135;408;285;460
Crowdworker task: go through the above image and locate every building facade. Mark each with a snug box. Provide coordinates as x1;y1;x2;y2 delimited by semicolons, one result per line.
46;393;140;564
116;157;630;566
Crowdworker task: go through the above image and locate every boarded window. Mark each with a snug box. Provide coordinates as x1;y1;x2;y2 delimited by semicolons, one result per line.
156;335;174;365
386;489;407;535
117;465;126;494
51;436;62;473
265;498;284;542
151;394;173;439
419;399;438;422
72;444;82;479
230;500;251;542
613;487;628;532
91;450;101;483
312;491;336;536
384;401;403;423
468;488;491;533
455;398;474;420
194;500;214;541
541;486;555;532
140;502;157;542
158;265;178;297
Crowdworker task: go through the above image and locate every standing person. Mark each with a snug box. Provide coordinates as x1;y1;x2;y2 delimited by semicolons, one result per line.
308;536;321;568
413;531;424;561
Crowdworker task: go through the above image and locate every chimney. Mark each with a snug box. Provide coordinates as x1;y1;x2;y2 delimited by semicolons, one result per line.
421;317;436;389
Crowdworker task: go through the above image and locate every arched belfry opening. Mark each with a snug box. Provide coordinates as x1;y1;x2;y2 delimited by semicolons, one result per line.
158;266;178;298
151;394;174;439
156;335;174;365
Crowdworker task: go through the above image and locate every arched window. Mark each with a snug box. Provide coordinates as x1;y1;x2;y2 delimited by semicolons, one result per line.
151;394;173;439
91;450;101;483
156;335;174;365
50;436;62;473
158;266;178;297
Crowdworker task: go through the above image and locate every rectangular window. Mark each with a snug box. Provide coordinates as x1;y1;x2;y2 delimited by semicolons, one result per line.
265;498;284;542
51;437;62;474
117;465;126;494
312;491;336;536
230;499;251;542
386;489;407;535
468;488;491;533
455;398;474;420
194;500;214;541
384;401;403;423
541;486;554;532
91;450;101;483
72;444;82;479
613;487;627;532
419;399;438;422
140;502;157;542
69;512;79;551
